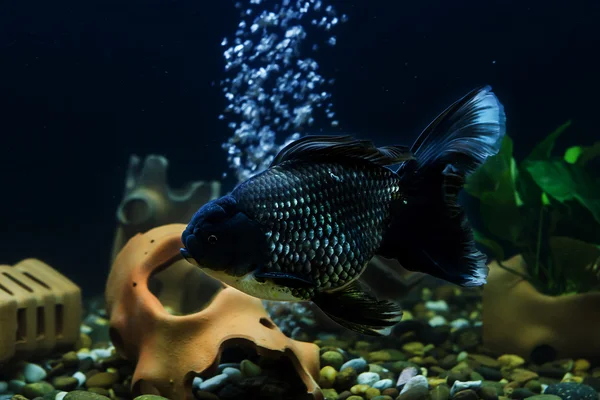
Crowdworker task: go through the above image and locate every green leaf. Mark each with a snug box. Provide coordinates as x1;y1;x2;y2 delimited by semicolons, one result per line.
564;146;583;164
465;136;522;242
465;135;514;199
473;230;505;261
550;236;600;293
525;160;600;224
525;120;572;162
576;141;600;166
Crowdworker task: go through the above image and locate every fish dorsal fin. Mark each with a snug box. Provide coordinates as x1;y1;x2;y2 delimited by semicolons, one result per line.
270;135;414;167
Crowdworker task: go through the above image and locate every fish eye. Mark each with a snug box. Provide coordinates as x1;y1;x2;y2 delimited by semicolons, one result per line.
207;234;218;245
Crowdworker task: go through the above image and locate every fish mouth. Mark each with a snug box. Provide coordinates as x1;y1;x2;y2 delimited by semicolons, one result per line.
180;248;200;267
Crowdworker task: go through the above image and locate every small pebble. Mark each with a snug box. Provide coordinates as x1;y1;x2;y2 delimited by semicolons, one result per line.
382;388;399;397
64;390;111;400
450;380;482;396
398;385;429;400
373;379;394;390
429;316;447;327
456;352;468;362
322;351;345;370
53;376;79;391
402;342;425;356
357;372;380;386
509;388;536;399
350;384;370;395
453;388;479;400
240;359;262;377
24;362;47;383
574;359;591;373
478;385;499;400
401;375;429;395
431;384;451;400
72;371;86;387
365;387;381;399
322;388;339;400
56;391;68;400
497;355;525;369
425;300;449;312
222;367;242;382
192;376;203;388
341;358;368;374
320;366;337;389
86;372;118;388
90;348;112;360
450;319;470;330
8;379;26;393
397;367;419;389
22;381;55;398
199;373;228;392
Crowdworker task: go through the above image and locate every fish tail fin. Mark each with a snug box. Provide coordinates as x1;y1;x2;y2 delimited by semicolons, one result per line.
377;85;506;286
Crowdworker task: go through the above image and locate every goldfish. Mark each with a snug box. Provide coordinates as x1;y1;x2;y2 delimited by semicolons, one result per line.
180;85;506;335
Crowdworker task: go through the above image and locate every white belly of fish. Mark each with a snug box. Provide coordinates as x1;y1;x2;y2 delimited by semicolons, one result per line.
202;268;302;302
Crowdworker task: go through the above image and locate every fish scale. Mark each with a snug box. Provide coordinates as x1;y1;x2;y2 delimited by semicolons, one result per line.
233;159;400;298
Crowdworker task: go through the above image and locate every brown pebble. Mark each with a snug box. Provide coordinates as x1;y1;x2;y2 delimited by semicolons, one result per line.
431;384;450;400
52;376;79;391
440;355;459;369
398;385;429;400
47;362;66;378
338;390;353;400
382;388;399;397
479;386;499;400
506;368;539;384
88;387;111;397
76;333;93;350
469;354;501;369
453;389;479;400
62;351;80;367
86;372;119;388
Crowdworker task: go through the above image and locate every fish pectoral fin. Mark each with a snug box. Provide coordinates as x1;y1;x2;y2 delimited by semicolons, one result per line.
254;270;314;289
312;281;403;336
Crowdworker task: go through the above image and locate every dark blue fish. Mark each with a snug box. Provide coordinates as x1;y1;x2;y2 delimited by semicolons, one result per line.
181;86;506;335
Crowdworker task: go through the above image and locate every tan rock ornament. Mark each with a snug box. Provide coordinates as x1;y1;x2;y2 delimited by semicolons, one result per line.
105;223;322;400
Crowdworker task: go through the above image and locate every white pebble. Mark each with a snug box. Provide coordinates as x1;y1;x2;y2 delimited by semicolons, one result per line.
91;348;112;359
373;379;394;390
425;300;449;312
451;318;470;329
192;376;203;389
199;373;229;392
450;380;482;396
429;315;447;327
340;357;367;372
400;375;428;394
222;367;242;382
357;372;380;386
457;351;469;362
72;371;86;387
55;391;68;400
0;381;7;393
24;363;47;383
541;383;548;393
77;350;97;361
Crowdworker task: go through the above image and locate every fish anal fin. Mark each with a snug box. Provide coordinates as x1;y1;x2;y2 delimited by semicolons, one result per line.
312;281;403;336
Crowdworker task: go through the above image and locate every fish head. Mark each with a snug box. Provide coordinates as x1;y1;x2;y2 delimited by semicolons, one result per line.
180;195;265;275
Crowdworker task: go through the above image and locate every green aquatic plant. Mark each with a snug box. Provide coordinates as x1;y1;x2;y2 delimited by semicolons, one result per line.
465;121;600;296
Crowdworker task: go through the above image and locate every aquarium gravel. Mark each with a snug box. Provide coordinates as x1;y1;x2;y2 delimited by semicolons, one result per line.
1;286;599;400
